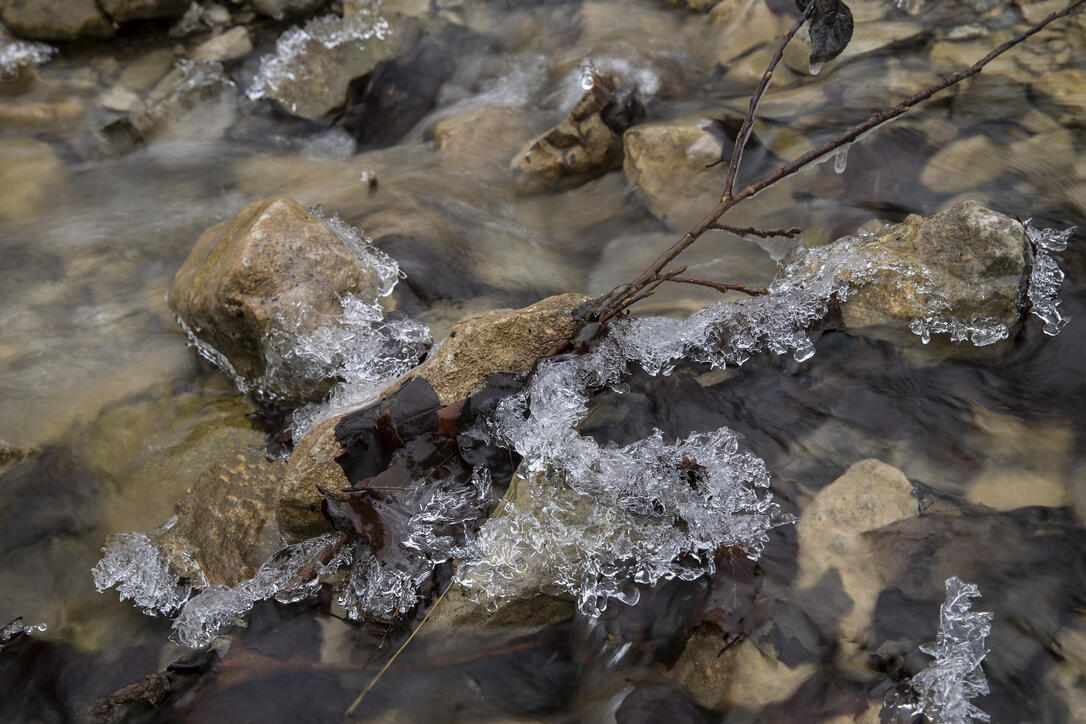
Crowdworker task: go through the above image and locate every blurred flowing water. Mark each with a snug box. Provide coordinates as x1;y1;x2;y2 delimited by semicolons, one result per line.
1;0;1084;721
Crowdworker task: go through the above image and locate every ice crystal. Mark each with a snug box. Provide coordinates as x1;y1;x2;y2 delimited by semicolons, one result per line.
0;36;55;78
92;524;204;616
339;468;493;621
1025;221;1073;336
905;577;993;723
247;11;392;104
171;533;348;648
1;618;47;642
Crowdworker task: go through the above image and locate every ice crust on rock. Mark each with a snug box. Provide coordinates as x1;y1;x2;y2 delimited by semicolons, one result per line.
246;11;392;105
904;577;993;723
0;36;55;77
1025;221;1073;336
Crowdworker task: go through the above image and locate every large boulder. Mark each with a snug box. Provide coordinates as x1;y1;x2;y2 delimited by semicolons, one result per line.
511;75;642;194
831;201;1030;348
276;293;587;538
168;198;382;403
1;0;113;40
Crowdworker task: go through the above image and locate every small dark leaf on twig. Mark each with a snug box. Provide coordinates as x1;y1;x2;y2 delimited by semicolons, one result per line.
796;0;854;65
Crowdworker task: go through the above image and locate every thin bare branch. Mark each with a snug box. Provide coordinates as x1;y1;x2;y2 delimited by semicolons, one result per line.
581;0;1085;324
667;278;770;296
709;224;803;239
722;11;810;202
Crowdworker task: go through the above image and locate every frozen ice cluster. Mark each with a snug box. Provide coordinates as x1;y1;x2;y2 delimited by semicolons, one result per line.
1025;221;1073;336
0;35;55;78
1;618;47;643
92;524;203;616
247;10;392;107
900;577;994;723
95;467;493;647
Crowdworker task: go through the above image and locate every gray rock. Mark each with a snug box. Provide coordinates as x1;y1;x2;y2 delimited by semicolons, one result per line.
99;0;188;22
168;198;381;402
1;0;113;40
276;293;587;538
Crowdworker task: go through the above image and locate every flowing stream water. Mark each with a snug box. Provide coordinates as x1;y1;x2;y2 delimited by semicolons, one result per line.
1;0;1085;721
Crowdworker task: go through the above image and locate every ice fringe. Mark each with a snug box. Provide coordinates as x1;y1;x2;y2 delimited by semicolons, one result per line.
92;524;204;616
1;618;47;643
1025;221;1073;336
900;577;993;723
0;36;55;78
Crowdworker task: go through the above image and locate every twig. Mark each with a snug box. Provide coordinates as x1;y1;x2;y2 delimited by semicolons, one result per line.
667;278;770;296
583;0;1085;324
722;11;810;202
280;532;349;593
598;266;687;325
709;224;803;239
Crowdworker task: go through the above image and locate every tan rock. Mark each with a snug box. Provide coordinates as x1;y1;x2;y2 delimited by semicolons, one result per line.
1;0;113;40
189;26;253;63
169;198;381;401
0;99;85;126
796;459;917;647
276;293;588;538
510;78;628;194
709;0;786;66
1033;67;1086;123
432;105;533;167
832;201;1029;350
152;449;285;587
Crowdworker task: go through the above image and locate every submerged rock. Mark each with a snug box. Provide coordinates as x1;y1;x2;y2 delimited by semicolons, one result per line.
510;74;643;194
168;198;386;404
795;459;917;657
101;60;236;150
830;201;1030;348
276;293;587;538
0;138;65;222
1;0;113;40
148;449;285;588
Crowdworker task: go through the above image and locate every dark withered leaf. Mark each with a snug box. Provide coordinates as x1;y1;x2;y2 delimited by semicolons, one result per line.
689;548;764;636
797;0;854;65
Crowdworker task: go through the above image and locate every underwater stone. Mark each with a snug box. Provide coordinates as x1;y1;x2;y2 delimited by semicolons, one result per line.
1;0;113;40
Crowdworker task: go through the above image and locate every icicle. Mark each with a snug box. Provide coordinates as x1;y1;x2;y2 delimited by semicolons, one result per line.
834;144;849;174
809;60;823;76
578;58;598;90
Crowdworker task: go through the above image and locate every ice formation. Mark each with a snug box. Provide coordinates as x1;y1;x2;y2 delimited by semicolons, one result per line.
171;533;349;648
247;10;392;108
1025;221;1073;336
1;618;47;643
92;524;204;616
0;36;55;78
904;577;993;723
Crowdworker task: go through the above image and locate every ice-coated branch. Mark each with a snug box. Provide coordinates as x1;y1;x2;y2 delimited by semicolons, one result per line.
579;0;1086;325
666;278;770;296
